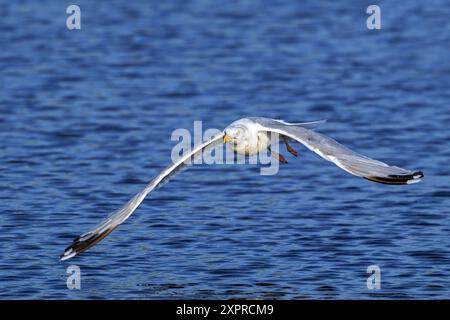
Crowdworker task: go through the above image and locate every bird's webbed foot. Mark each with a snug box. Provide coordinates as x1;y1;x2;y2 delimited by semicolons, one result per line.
268;146;288;164
282;136;299;157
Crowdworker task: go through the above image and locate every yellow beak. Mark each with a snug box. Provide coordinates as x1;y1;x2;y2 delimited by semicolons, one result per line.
223;135;232;143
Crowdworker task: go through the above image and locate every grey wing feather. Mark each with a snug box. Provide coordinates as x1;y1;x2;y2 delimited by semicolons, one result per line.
273;119;327;130
254;118;423;185
60;133;224;261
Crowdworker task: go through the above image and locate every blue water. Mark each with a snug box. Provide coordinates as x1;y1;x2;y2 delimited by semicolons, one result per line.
1;0;450;299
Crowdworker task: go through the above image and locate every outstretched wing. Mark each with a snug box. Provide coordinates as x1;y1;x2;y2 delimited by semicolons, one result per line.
60;133;224;261
253;117;423;185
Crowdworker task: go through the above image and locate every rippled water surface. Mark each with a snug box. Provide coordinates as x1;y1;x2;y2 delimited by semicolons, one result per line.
1;0;450;299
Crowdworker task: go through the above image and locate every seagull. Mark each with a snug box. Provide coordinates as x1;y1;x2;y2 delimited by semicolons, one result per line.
60;117;423;261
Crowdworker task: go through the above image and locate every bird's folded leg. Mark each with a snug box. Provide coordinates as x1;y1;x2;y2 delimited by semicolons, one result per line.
268;146;288;164
272;151;288;164
283;136;298;157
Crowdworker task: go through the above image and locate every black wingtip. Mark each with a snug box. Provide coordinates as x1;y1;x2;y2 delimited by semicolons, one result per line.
364;170;424;185
60;226;116;261
412;171;424;179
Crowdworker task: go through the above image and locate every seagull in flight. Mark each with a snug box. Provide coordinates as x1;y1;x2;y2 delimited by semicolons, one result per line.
61;117;423;261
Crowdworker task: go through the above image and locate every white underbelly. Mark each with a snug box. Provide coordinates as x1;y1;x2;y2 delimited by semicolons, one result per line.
231;131;272;156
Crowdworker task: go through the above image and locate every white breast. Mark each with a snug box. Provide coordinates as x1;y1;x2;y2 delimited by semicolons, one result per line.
226;118;273;156
232;130;271;156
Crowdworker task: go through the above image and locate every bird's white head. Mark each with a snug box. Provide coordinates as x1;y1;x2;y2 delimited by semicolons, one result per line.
223;125;246;144
223;118;253;145
223;118;264;155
